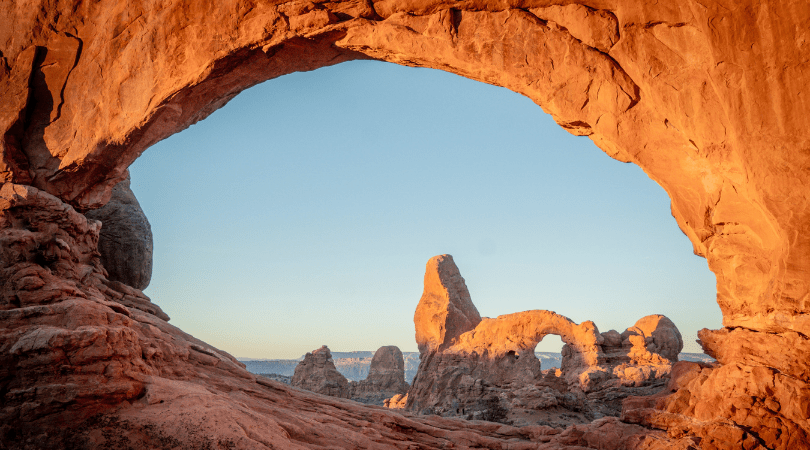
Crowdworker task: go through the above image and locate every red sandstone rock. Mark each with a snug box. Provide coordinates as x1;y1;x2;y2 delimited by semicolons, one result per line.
293;345;410;405
596;315;684;389
291;345;352;398
414;254;481;354
2;0;810;448
406;255;684;426
624;315;683;363
85;173;153;290
352;345;410;404
385;393;408;409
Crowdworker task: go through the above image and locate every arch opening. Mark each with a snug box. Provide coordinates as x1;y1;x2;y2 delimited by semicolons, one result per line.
127;60;720;363
535;334;565;371
3;1;806;446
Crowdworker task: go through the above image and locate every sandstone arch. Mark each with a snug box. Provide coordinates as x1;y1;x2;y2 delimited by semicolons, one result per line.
2;0;805;339
2;0;810;448
450;310;603;365
445;310;607;392
413;254;604;388
407;255;684;420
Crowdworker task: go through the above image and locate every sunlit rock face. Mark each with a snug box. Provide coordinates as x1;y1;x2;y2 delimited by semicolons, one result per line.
414;254;482;354
406;255;684;424
1;0;809;448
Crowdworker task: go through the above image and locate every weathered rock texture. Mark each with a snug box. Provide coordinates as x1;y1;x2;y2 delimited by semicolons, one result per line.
414;254;481;354
1;0;809;448
597;315;684;389
291;345;352;398
407;255;684;426
291;345;410;405
352;345;411;404
84;173;153;290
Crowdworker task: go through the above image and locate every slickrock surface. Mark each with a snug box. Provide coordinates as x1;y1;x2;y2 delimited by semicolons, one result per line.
291;345;352;398
84;173;153;290
414;254;482;354
2;0;810;448
406;255;684;426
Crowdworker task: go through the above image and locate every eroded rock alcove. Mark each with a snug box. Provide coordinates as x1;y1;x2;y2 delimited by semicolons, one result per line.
2;0;809;448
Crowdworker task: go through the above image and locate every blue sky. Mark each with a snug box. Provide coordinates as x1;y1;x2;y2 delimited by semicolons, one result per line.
129;60;720;359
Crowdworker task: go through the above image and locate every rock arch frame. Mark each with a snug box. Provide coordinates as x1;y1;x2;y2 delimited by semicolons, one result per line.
2;0;809;448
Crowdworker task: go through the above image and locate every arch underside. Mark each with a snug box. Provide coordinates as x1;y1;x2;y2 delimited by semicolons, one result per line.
2;0;810;448
2;0;807;336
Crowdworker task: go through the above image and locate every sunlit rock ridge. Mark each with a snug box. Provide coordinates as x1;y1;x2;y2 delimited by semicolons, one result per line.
1;0;809;448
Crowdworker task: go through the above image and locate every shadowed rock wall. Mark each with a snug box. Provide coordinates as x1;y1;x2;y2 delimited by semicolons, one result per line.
1;0;809;448
85;174;153;290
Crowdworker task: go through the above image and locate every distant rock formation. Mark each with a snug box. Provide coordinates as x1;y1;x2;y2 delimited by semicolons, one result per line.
291;346;351;398
333;355;372;381
240;359;301;377
405;255;686;426
414;255;481;354
84;174;153;290
291;345;409;405
353;346;411;404
240;351;423;383
598;315;684;388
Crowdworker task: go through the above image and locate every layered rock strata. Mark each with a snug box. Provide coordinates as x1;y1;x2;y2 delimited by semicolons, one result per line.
407;255;685;426
291;345;410;405
2;0;809;448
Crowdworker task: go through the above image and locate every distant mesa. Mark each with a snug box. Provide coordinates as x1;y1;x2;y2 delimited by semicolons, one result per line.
257;373;292;384
241;351;421;383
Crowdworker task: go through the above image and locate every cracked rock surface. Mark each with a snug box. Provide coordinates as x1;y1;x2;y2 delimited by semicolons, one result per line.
84;174;153;291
